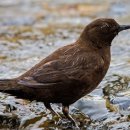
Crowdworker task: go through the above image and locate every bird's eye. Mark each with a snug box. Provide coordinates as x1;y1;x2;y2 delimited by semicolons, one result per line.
101;23;110;29
100;23;110;33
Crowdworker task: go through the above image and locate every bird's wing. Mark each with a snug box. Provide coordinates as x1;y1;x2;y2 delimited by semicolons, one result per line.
18;52;102;88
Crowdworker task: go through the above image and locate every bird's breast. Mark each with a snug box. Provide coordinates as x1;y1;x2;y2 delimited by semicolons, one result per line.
81;49;111;95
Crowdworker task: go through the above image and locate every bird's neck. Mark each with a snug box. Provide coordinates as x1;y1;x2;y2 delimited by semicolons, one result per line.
77;37;111;50
77;35;111;57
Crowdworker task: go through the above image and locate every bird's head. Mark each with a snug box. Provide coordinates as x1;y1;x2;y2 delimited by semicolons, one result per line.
80;18;130;48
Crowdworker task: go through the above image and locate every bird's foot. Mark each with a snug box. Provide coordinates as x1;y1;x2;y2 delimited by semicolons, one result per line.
4;104;17;112
57;118;80;130
44;102;62;119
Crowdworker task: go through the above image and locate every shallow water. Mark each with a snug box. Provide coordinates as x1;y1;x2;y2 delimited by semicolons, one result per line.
0;0;130;129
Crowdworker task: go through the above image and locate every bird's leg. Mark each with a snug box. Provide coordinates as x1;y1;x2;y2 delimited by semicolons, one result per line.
62;105;79;128
44;102;61;118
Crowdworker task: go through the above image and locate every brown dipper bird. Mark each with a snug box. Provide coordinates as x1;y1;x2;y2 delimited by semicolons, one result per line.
0;18;130;127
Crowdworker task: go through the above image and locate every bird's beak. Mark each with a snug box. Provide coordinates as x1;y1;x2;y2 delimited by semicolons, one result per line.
119;25;130;32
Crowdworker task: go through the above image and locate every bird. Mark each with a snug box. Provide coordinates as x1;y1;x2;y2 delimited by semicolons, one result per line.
0;18;130;127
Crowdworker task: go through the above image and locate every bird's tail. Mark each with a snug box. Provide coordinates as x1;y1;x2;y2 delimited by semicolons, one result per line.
0;79;21;96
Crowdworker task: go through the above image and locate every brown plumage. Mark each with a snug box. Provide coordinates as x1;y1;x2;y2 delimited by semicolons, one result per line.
0;18;130;127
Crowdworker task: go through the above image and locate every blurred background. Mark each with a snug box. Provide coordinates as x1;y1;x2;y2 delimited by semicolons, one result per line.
0;0;130;129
